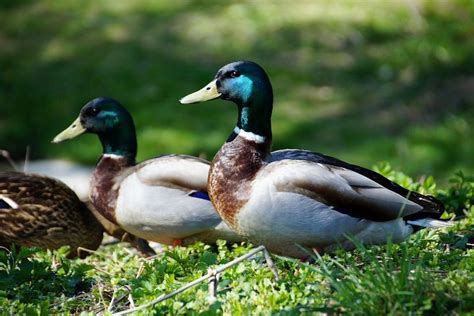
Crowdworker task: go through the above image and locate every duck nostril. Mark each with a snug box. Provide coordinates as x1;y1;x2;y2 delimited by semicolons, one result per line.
72;124;76;128
206;87;211;91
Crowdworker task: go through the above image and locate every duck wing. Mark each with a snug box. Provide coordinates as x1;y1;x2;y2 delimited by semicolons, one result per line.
115;155;220;240
268;150;443;221
134;154;210;193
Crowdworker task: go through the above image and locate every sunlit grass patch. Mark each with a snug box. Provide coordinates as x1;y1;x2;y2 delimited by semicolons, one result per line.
1;168;473;314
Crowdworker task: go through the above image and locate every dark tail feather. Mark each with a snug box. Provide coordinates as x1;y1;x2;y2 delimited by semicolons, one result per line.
409;192;444;214
404;194;452;231
402;192;446;225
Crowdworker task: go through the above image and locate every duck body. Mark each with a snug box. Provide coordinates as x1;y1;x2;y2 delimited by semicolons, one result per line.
181;61;445;258
0;171;103;258
53;98;241;247
92;153;239;245
210;137;424;257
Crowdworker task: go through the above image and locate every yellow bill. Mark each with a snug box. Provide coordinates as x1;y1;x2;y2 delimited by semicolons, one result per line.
180;79;221;104
52;117;86;143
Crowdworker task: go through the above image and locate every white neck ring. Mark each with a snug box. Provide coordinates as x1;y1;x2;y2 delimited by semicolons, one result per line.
234;126;266;144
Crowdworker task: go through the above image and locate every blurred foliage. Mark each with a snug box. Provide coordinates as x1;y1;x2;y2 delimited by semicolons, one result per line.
0;0;473;183
438;170;474;216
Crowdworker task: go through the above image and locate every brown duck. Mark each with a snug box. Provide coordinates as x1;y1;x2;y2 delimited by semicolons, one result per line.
0;171;103;258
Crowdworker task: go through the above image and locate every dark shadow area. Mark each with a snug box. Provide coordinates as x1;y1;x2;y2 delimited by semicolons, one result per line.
0;246;95;312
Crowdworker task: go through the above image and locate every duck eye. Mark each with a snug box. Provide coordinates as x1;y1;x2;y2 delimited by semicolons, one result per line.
87;107;99;116
229;71;240;78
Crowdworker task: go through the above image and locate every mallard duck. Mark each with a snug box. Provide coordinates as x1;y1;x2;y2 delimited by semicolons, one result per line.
52;97;242;247
180;60;448;258
0;171;103;258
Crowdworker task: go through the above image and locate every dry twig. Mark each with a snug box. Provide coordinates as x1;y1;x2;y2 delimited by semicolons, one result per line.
113;245;279;315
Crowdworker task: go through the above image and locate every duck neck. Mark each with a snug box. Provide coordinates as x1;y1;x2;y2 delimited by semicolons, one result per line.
235;93;273;147
90;124;137;224
98;126;137;162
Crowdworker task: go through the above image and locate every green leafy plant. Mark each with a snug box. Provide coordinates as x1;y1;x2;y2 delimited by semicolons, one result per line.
0;169;472;315
438;171;474;215
0;246;95;314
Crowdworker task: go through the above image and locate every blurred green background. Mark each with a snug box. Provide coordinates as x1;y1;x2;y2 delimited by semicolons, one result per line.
1;0;473;184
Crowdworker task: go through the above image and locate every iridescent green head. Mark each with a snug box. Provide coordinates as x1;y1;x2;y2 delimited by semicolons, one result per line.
181;61;273;138
53;97;137;159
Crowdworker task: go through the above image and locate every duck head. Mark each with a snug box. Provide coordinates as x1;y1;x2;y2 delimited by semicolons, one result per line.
180;61;274;139
52;97;137;159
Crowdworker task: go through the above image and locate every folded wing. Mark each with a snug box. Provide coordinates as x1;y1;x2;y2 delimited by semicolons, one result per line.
267;150;437;221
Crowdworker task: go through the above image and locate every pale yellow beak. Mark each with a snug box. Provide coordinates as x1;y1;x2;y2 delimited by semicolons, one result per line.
179;79;222;104
52;117;86;143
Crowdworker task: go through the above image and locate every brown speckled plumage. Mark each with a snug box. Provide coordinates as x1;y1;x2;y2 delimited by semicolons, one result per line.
209;133;271;230
0;172;103;258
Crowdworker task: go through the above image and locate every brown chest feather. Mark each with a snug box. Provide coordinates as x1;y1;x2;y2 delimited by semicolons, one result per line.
209;136;269;230
90;156;132;224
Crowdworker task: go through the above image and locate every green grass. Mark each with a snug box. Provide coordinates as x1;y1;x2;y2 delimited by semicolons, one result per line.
1;0;473;183
1;167;473;314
